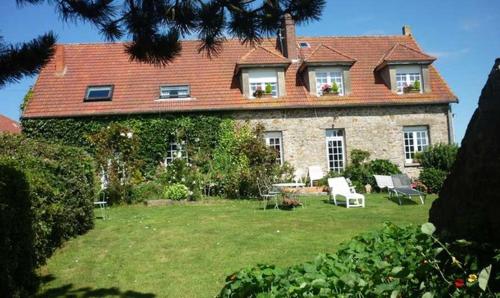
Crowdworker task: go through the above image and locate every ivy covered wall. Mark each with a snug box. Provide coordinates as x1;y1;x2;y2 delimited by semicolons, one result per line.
21;114;231;175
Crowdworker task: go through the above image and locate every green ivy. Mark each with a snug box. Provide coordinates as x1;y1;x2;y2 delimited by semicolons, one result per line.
22;114;230;176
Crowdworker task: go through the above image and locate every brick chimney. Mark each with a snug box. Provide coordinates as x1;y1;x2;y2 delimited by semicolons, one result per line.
54;44;66;75
402;25;412;36
281;13;298;60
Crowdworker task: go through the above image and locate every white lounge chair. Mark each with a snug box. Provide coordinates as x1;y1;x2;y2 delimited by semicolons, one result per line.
308;166;324;187
374;175;395;195
328;177;365;208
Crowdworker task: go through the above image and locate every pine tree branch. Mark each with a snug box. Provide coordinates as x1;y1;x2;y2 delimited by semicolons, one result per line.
0;32;56;87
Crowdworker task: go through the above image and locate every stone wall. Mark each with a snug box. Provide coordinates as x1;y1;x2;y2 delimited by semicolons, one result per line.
233;104;451;178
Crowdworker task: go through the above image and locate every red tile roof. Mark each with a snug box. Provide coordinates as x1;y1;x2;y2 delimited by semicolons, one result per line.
304;44;356;64
23;35;456;118
376;43;436;69
0;115;21;133
237;45;290;66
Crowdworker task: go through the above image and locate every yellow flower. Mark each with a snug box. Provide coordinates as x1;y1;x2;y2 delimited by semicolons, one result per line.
467;274;478;283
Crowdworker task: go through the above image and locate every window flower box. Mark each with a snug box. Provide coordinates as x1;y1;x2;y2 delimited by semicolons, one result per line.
320;83;342;97
403;86;420;94
253;88;274;99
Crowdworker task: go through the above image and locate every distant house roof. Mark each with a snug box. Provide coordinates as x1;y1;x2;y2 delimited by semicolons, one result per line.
0;115;21;133
23;35;456;119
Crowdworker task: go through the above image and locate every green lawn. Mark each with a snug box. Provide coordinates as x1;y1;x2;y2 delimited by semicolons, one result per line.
37;194;435;298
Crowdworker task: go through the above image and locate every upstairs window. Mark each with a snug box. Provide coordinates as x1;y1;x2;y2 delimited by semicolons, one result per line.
403;126;429;164
264;131;283;165
316;69;344;96
248;69;278;98
160;85;190;99
396;66;422;94
85;85;113;101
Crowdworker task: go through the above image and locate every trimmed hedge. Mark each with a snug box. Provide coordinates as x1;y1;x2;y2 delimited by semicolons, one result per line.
0;159;37;298
0;134;96;296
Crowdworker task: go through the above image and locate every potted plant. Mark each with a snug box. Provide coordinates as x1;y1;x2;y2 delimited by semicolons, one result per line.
403;80;421;93
253;84;274;98
321;82;340;96
253;87;264;98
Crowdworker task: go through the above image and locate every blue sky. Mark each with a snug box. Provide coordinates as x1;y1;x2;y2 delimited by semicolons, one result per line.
0;0;499;142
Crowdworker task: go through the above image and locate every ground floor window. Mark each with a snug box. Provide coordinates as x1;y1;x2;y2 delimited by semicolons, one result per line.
403;126;429;163
264;131;283;164
165;142;186;165
325;129;345;173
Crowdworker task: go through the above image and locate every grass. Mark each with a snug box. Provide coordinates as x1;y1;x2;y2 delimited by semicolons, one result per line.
37;193;435;297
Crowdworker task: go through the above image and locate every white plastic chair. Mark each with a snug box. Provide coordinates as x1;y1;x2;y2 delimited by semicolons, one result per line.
308;166;324;187
374;175;395;196
328;177;365;208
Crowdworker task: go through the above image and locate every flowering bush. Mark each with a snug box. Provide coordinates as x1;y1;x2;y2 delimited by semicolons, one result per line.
163;183;189;200
157;158;202;200
219;222;499;297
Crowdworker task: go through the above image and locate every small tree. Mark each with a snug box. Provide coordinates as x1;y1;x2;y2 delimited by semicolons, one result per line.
88;123;143;204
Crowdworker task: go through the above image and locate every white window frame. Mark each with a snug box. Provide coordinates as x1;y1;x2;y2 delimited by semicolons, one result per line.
159;85;190;99
403;126;429;164
164;142;187;165
315;68;344;96
248;69;279;98
395;65;423;94
264;131;284;165
325;129;346;173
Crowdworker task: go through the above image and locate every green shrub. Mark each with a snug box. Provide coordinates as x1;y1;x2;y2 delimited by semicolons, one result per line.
420;167;448;193
219;223;499;297
157;159;203;200
130;181;164;202
0;134;96;266
164;183;189;200
0;159;38;298
341;150;401;191
417;144;458;194
417;143;459;172
331;81;339;93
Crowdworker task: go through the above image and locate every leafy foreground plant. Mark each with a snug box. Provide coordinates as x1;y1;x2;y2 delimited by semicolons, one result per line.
219;223;498;297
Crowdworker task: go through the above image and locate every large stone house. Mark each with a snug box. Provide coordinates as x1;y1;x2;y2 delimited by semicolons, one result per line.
22;17;457;177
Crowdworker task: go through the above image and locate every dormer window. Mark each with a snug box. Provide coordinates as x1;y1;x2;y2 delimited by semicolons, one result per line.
395;66;422;94
248;69;278;98
85;85;113;101
160;85;190;99
315;69;344;96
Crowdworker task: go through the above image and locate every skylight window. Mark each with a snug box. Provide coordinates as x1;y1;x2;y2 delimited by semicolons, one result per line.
299;42;310;48
85;85;113;101
160;85;190;99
